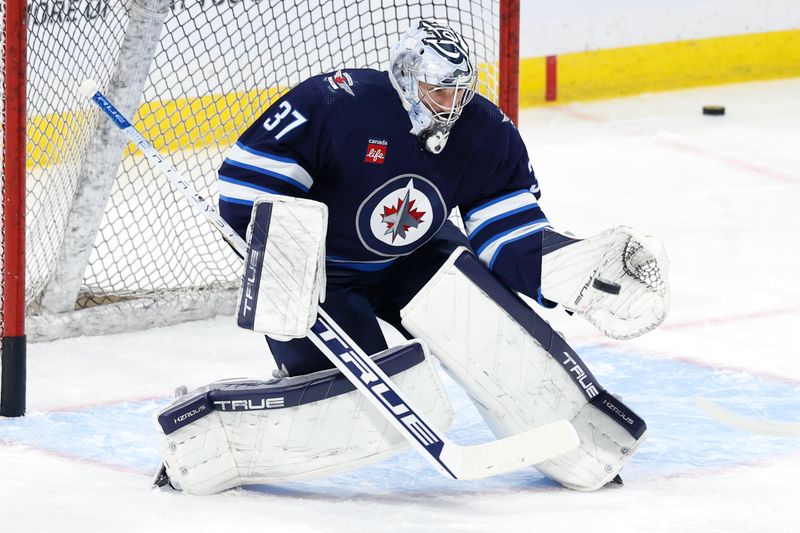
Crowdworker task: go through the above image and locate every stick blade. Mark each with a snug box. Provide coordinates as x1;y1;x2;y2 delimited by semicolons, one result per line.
448;419;579;480
696;397;800;438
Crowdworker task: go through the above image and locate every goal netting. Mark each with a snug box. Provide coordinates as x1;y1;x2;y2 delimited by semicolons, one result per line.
4;0;514;342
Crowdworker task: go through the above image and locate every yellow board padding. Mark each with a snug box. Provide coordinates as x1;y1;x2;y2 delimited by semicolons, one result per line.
27;109;95;168
519;29;800;107
518;56;548;109
25;87;285;169
129;87;285;158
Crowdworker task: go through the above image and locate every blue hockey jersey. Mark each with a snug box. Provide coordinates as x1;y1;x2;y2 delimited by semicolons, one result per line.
218;69;550;301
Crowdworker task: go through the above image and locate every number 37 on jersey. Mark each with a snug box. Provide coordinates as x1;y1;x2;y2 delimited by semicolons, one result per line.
263;101;308;140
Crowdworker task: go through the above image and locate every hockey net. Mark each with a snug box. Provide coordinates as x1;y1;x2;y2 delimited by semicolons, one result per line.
2;0;516;342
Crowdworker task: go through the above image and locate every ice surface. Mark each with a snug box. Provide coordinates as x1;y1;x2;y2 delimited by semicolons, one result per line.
2;79;800;532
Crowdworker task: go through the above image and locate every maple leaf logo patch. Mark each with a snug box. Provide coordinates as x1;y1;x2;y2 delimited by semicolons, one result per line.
380;187;426;242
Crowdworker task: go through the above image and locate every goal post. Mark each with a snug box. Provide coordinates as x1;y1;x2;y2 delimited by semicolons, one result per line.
1;0;520;416
499;0;520;123
2;0;28;417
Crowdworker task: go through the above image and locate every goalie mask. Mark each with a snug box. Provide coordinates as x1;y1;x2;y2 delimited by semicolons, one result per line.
389;19;478;154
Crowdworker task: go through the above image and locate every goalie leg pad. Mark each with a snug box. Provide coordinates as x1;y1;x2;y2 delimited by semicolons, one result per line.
155;340;453;495
401;249;647;491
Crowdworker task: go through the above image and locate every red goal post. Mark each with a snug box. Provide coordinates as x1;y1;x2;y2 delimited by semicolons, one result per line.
2;0;27;417
1;0;520;416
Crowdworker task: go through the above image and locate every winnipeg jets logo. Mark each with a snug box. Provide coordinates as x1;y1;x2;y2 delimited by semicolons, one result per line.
356;175;447;257
380;181;426;242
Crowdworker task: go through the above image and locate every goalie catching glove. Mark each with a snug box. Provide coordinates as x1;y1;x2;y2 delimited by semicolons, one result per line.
540;226;670;340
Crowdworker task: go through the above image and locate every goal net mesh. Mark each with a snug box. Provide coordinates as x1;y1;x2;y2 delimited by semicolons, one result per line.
8;0;503;339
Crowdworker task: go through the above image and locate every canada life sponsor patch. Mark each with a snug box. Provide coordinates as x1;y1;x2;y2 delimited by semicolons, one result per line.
364;138;388;164
356;175;447;257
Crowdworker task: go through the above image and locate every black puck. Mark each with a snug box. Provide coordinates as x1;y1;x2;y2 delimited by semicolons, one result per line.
593;278;621;295
702;105;725;116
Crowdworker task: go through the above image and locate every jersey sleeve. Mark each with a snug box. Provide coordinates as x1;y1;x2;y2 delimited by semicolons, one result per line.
218;78;327;239
460;119;553;305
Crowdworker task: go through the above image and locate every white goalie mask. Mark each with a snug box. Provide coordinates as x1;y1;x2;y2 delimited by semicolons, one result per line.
389;19;478;153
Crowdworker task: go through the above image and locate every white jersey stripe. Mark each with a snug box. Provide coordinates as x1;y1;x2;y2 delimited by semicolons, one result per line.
464;191;538;236
227;143;314;190
477;219;550;268
218;176;279;204
464;189;528;220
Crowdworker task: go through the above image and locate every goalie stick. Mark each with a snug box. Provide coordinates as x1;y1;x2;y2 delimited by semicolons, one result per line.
80;80;579;481
696;397;800;439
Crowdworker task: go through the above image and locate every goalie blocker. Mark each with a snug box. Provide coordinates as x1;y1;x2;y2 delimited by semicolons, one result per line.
401;249;647;491
237;193;327;340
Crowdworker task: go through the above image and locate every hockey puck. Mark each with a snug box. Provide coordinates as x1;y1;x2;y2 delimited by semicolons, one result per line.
702;105;725;116
593;278;621;295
